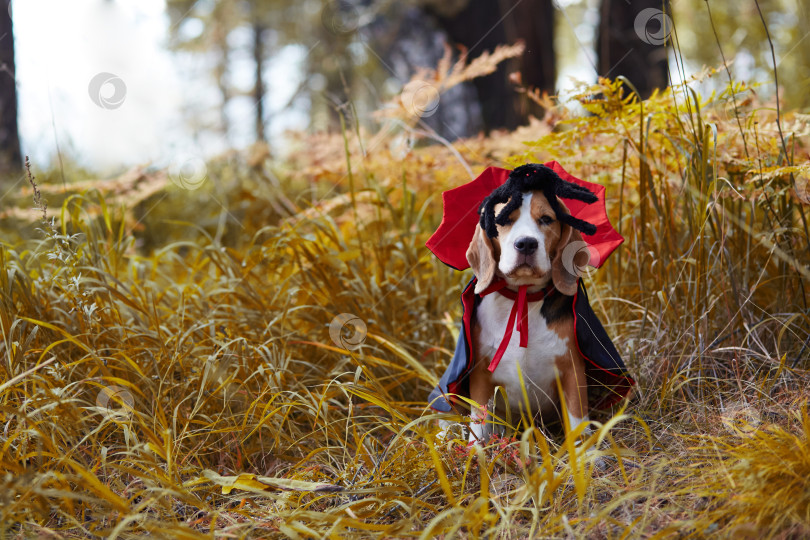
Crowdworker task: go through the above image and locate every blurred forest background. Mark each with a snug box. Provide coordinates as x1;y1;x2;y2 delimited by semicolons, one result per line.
1;0;808;175
1;0;810;537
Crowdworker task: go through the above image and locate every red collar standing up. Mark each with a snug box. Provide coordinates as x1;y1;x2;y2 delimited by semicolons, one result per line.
425;161;624;274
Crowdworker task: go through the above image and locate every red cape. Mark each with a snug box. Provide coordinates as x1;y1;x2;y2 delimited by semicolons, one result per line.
426;161;624;270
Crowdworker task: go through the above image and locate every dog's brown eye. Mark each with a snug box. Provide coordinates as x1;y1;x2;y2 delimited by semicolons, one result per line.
538;215;554;226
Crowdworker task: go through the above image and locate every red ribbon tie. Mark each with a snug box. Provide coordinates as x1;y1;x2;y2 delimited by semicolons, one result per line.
478;281;553;372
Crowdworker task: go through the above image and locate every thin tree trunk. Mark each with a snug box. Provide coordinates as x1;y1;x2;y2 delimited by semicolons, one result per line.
253;22;266;143
318;5;353;132
0;0;22;174
211;9;231;139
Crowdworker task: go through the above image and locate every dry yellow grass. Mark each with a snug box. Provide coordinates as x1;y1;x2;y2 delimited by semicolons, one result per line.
1;62;809;539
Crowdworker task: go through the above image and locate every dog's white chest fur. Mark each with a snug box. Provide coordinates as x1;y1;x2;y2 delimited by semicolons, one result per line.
476;293;569;414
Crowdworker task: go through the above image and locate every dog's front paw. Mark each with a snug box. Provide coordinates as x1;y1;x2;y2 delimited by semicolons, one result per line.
467;418;487;446
568;423;608;471
467;406;489;446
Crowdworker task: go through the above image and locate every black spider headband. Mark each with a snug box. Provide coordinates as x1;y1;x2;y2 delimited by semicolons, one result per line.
479;163;598;238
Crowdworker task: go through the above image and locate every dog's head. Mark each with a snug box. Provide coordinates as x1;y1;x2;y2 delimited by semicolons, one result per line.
466;164;597;296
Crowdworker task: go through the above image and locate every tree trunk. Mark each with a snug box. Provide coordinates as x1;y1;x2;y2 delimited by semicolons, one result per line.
253;22;266;143
597;0;670;99
211;16;232;140
318;4;354;133
429;0;555;132
503;0;556;120
432;0;515;132
0;0;22;174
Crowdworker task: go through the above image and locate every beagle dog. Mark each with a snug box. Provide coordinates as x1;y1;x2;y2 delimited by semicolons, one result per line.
464;188;591;443
428;163;634;445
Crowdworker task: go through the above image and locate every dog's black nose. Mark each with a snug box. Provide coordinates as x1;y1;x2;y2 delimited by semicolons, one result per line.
514;237;538;255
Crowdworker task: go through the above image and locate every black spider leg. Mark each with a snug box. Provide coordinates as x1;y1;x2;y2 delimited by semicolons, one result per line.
493;193;523;227
555;181;598;204
479;197;500;238
479;184;520;238
543;184;598;236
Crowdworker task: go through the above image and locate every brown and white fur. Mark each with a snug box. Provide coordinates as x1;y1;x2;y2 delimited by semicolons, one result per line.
465;190;591;444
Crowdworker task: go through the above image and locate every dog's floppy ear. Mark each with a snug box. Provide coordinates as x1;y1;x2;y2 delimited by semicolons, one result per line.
467;223;497;294
551;202;589;296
